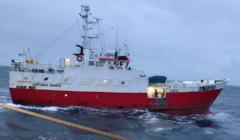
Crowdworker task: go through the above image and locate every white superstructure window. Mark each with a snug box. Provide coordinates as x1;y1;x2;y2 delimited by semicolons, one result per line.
59;76;74;84
103;80;107;84
98;78;113;86
116;78;131;86
77;77;94;85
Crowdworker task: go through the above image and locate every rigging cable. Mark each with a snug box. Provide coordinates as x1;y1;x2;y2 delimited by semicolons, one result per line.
73;4;82;37
94;1;106;53
34;20;80;59
97;22;104;52
28;48;32;59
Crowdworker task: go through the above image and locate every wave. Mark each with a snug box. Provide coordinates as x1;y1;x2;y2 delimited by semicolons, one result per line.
138;112;159;122
0;95;12;103
3;103;70;111
207;112;236;122
1;102;236;128
0;88;9;93
204;128;214;134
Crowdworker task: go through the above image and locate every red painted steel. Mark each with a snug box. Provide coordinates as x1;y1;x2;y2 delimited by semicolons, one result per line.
165;89;222;106
9;88;147;107
147;102;214;115
99;57;130;62
9;88;222;115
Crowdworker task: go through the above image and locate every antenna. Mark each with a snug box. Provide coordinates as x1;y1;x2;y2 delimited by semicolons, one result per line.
28;48;32;59
115;27;118;51
124;39;129;56
93;17;101;22
115;10;119;52
80;5;100;68
23;49;28;59
19;49;25;70
96;21;104;53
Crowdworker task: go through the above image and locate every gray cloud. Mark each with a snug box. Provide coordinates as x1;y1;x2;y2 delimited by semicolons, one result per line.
0;0;239;86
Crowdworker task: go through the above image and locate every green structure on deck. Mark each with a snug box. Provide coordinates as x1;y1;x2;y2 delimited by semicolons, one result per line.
148;76;167;84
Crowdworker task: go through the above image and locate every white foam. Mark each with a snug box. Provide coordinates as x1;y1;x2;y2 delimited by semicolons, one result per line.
0;103;88;114
153;127;164;131
37;136;46;140
0;103;76;113
0;96;10;99
138;113;159;122
205;130;214;134
149;126;174;132
0;95;12;103
0;96;12;111
207;112;233;122
204;128;214;134
6;103;59;111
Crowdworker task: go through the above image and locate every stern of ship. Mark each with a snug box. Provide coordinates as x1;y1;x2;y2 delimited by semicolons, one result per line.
146;78;228;115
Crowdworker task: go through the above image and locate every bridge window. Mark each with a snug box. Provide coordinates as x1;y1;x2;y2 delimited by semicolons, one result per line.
96;62;101;66
89;61;94;66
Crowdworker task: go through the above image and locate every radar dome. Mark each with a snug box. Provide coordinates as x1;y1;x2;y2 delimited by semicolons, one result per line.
19;49;25;56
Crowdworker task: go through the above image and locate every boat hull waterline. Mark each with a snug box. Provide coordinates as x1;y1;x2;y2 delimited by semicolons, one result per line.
9;88;222;115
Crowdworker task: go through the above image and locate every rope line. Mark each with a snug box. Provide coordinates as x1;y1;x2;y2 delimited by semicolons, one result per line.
34;20;80;59
0;103;130;140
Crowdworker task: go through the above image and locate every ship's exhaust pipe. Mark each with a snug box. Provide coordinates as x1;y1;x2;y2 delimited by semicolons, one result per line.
76;45;84;54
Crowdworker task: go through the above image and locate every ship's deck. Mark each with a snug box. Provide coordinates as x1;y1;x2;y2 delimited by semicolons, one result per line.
147;79;228;98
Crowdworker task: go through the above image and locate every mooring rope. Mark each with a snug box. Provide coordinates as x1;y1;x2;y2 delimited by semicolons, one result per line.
0;103;130;140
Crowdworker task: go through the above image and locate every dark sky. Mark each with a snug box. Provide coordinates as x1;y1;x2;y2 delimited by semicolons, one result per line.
0;0;239;86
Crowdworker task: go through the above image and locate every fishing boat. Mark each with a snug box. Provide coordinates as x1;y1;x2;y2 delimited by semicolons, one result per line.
9;5;228;115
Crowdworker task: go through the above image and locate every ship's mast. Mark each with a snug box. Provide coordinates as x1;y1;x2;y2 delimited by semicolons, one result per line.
19;49;25;70
81;5;90;68
80;5;99;68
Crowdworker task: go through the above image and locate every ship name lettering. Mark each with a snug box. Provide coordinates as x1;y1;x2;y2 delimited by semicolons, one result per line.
32;83;60;87
198;86;216;91
50;84;61;87
40;83;48;86
32;83;38;86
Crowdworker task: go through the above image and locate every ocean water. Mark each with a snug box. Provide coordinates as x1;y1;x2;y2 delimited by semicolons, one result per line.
0;66;239;140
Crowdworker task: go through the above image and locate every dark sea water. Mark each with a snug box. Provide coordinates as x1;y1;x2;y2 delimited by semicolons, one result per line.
0;66;239;140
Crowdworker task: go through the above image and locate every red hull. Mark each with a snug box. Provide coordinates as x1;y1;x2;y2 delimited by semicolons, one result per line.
146;88;222;115
9;88;222;115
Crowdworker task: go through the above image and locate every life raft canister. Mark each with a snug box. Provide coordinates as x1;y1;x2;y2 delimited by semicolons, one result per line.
117;67;123;70
109;66;115;69
77;56;82;62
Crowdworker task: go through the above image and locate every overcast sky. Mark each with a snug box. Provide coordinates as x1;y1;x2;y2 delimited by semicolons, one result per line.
0;0;239;86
